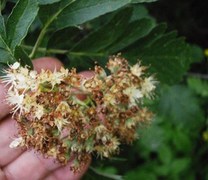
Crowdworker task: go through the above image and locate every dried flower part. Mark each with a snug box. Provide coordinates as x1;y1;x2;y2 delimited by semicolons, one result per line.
2;55;157;172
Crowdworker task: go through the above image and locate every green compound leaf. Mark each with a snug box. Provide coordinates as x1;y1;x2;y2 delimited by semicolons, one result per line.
6;0;39;51
61;4;194;85
44;5;195;85
66;8;155;68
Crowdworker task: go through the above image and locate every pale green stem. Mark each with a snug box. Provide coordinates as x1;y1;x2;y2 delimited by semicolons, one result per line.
23;45;106;57
69;52;105;57
22;45;68;54
29;0;76;58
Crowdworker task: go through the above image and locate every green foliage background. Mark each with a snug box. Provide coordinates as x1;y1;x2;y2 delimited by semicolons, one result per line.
1;0;208;179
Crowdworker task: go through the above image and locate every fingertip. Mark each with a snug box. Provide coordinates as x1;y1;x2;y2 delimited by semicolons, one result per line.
79;71;95;79
32;57;63;72
46;156;91;180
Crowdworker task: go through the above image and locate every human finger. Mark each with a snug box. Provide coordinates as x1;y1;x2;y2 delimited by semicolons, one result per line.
3;150;69;180
0;117;24;167
44;157;91;180
0;84;10;120
0;168;6;180
32;57;63;73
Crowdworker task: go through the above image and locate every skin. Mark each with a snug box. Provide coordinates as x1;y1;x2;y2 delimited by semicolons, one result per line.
0;57;92;180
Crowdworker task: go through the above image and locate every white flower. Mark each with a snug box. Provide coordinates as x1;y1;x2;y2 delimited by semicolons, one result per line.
22;94;36;113
123;86;143;106
130;62;145;78
2;64;36;91
56;101;70;116
103;93;116;105
29;70;37;79
9;62;20;70
54;117;69;132
60;67;69;77
1;71;17;89
34;105;45;120
15;73;28;90
95;125;107;134
37;69;65;89
9;137;24;148
7;89;24;115
50;69;65;88
141;76;157;98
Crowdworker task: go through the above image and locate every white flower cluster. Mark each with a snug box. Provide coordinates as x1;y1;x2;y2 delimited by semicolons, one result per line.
2;56;157;171
2;62;69;116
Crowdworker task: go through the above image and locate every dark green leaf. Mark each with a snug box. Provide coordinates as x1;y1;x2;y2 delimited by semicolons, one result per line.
48;27;81;50
138;120;168;152
124;24;193;84
40;0;141;31
170;158;191;175
0;63;7;76
0;15;6;38
53;0;132;29
158;85;204;128
108;18;155;53
158;145;173;165
189;44;204;62
0;35;15;63
130;5;152;21
155;165;170;176
131;0;158;3
125;169;157;180
6;0;39;51
126;23;167;52
187;77;208;97
38;0;61;4
14;46;33;68
172;129;192;152
70;8;133;53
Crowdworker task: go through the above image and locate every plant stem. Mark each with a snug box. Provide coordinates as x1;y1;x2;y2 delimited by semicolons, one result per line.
68;52;105;57
23;45;68;54
23;45;106;57
29;0;75;59
29;19;52;58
